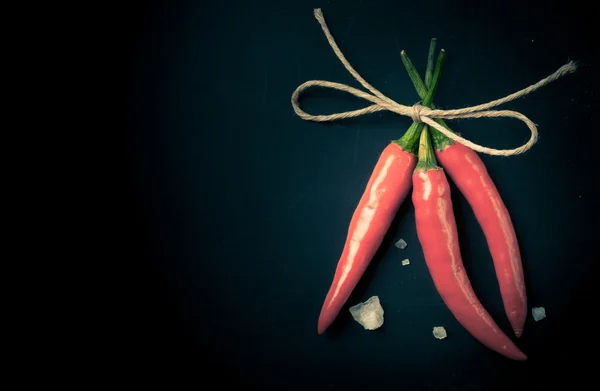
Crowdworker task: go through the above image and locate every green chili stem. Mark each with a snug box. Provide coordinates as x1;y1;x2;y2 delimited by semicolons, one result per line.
401;50;427;98
425;38;437;89
394;49;446;154
401;48;456;151
415;126;438;171
422;49;445;107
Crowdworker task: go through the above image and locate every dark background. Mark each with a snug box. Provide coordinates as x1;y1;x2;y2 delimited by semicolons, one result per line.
122;0;597;388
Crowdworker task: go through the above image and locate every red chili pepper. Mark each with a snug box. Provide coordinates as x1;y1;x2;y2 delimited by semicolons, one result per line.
317;141;416;334
412;127;527;360
435;142;526;337
401;46;527;337
317;51;447;334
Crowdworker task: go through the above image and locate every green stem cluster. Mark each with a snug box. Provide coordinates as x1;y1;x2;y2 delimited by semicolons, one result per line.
401;39;456;152
394;47;446;155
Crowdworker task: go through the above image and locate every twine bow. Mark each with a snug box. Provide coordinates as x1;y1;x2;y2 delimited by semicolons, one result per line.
291;8;577;156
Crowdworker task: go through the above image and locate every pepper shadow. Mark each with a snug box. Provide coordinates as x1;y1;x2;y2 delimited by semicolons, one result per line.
324;193;414;337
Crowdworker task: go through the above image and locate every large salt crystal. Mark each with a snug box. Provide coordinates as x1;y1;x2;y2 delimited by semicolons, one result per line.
349;296;384;330
394;238;407;249
432;326;447;339
532;306;546;321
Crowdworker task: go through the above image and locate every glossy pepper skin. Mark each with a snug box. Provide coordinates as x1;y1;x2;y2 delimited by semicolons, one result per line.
436;142;527;337
412;133;526;360
317;142;416;334
400;46;528;338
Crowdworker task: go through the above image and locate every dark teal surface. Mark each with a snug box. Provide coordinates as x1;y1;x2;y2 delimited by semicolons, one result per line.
126;0;597;388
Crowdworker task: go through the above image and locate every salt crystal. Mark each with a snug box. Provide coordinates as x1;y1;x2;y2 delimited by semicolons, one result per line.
532;307;546;321
394;238;407;249
433;326;447;339
349;296;384;330
401;259;410;266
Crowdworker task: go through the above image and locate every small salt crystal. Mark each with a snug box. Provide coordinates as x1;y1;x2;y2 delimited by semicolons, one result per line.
432;326;447;339
349;296;384;330
401;259;410;266
532;307;546;321
394;238;407;249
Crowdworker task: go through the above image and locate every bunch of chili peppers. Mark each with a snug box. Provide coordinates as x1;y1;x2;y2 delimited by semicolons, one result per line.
318;39;528;361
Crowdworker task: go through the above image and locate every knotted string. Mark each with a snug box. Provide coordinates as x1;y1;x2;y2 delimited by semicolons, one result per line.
291;8;577;156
